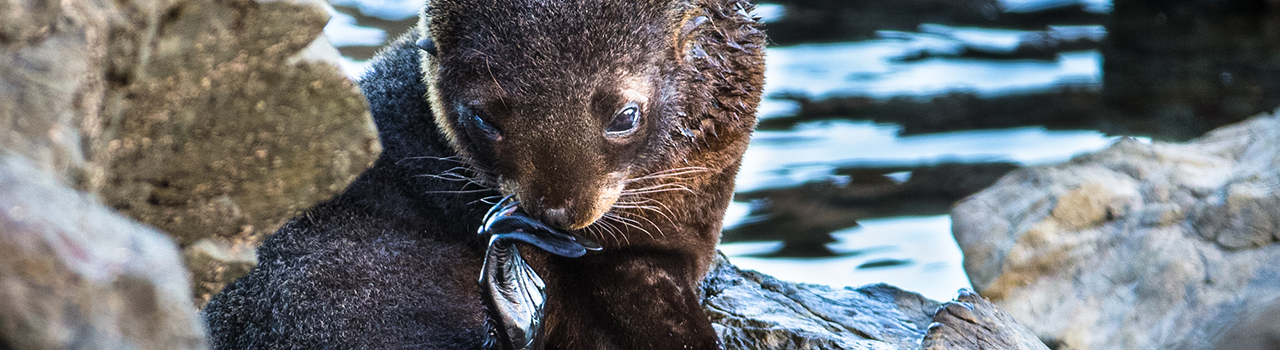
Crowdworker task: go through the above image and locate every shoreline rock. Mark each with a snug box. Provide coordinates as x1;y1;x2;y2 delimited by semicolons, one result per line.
2;0;379;307
0;155;207;349
702;253;1049;350
953;110;1280;349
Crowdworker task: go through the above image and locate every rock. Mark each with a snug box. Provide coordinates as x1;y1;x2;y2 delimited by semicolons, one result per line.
0;0;122;189
922;290;1049;350
183;238;257;309
0;155;207;349
952;111;1280;349
1209;297;1280;350
100;0;379;306
1;0;379;306
701;253;1050;349
702;253;937;350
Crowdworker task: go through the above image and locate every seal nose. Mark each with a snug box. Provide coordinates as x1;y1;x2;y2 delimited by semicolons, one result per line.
541;208;574;230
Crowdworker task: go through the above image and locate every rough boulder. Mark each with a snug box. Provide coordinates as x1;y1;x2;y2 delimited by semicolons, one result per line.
953;111;1280;349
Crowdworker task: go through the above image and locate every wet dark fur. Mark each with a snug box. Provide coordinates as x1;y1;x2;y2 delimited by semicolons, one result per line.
201;0;765;348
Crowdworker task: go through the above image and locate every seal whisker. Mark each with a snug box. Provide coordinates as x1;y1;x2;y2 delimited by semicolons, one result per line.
621;187;694;194
610;202;677;227
469;195;507;206
414;173;475;182
421;188;498;195
619;186;696;196
627;172;706;182
603;212;653;241
395;155;467;165
622;182;694;193
624;166;711;183
415;175;496;194
609;204;662;211
616;194;680;226
594;217;628;245
613;210;666;238
606;219;627;246
618;207;675;227
414;161;501;195
582;225;603;246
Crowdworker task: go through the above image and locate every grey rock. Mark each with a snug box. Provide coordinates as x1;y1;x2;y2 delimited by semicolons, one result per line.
99;0;380;306
922;290;1049;350
702;253;1048;350
952;111;1280;350
1209;296;1280;350
0;155;207;350
1;0;379;306
0;0;118;190
183;238;257;309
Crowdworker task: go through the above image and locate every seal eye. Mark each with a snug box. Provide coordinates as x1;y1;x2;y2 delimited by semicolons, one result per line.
606;103;641;135
469;111;501;139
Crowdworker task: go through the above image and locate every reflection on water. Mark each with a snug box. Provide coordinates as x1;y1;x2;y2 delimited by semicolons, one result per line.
325;0;1280;300
735;121;1121;192
762;35;1101;99
720;215;967;301
759;0;1111;45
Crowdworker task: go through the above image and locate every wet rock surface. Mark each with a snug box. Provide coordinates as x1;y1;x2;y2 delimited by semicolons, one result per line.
1;0;379;306
922;290;1049;350
952;111;1280;349
0;155;207;350
702;253;1048;350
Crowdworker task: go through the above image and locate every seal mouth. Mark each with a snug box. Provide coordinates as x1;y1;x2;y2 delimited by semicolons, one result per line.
481;196;603;256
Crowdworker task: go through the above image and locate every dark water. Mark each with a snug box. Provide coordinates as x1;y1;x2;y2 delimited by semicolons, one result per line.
325;0;1280;300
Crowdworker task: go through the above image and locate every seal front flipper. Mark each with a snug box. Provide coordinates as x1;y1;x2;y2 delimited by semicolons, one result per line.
478;204;599;349
480;199;602;257
486;217;602;257
479;241;546;350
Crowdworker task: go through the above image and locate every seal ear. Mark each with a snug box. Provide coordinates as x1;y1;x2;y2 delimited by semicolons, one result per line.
416;3;438;56
673;14;708;61
416;37;438;56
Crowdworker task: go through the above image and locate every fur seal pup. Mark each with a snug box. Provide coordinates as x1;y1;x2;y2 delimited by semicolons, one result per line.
200;0;765;348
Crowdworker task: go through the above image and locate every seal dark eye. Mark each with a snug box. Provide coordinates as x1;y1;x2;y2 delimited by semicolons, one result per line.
469;110;501;139
606;103;641;135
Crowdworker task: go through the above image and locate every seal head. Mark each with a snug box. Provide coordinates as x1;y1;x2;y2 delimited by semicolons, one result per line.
419;0;764;237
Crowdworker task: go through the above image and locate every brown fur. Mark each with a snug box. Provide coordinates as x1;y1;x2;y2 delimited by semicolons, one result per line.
419;0;765;348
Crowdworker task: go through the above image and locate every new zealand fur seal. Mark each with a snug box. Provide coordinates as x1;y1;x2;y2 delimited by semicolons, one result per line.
200;0;765;348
